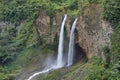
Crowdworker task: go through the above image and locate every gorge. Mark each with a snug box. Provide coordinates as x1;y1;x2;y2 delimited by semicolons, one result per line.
0;0;119;80
27;15;78;80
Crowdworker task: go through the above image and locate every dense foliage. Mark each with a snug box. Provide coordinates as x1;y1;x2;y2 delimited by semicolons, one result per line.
0;0;120;80
103;0;120;25
0;0;44;25
84;0;120;80
87;0;120;80
0;0;79;25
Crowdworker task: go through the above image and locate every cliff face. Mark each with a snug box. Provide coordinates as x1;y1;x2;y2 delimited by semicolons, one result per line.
35;4;113;59
35;11;71;45
76;4;113;59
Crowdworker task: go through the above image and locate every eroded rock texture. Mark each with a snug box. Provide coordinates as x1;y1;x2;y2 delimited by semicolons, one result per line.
35;4;113;59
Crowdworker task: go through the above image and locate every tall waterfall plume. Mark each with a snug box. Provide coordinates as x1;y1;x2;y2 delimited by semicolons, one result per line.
27;15;67;80
57;14;67;68
67;17;78;66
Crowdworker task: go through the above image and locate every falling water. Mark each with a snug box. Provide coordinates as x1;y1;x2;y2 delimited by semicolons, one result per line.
27;68;52;80
67;17;78;66
57;14;67;68
27;15;67;80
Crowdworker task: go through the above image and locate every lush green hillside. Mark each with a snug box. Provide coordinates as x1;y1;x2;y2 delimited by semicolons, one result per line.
0;0;120;80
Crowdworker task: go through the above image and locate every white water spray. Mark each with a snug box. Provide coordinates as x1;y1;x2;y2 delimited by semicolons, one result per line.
27;15;67;80
27;68;52;80
57;14;67;68
67;17;78;66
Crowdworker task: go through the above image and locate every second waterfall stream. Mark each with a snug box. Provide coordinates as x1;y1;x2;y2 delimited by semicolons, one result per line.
67;17;78;66
27;15;78;80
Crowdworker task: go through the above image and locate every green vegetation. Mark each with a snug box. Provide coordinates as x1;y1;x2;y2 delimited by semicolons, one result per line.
0;0;55;25
84;0;120;79
104;0;120;79
0;0;120;80
33;57;110;80
103;0;120;26
0;0;79;25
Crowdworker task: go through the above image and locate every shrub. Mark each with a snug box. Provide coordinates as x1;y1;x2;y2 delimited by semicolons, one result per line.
85;56;111;80
103;0;120;26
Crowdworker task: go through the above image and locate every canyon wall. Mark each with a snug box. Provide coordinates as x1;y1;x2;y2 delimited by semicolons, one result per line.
76;4;113;59
35;4;113;59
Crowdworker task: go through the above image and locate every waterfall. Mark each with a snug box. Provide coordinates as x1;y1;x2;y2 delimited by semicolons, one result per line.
27;15;67;80
67;17;78;66
27;68;52;80
57;14;67;68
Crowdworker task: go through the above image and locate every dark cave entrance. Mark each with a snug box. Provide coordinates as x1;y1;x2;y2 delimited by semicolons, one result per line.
73;43;88;64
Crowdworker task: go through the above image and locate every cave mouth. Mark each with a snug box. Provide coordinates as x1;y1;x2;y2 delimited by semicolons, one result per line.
73;43;88;64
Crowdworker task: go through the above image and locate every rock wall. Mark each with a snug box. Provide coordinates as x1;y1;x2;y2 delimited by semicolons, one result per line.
76;4;113;59
35;4;113;59
35;11;72;45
